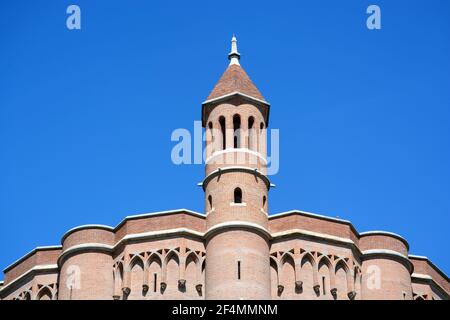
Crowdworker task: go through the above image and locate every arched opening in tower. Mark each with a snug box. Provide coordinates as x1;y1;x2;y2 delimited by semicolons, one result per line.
233;114;241;148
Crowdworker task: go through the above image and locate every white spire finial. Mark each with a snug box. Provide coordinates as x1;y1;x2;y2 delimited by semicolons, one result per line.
228;35;240;65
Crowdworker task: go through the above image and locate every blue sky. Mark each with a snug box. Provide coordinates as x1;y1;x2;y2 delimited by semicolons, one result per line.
1;0;449;278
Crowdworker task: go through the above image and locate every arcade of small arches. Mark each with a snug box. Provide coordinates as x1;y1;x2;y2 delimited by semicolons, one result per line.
13;283;57;300
206;113;266;154
269;249;362;300
8;251;438;300
112;248;206;300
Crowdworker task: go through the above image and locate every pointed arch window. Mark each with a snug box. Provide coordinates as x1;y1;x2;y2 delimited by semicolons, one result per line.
234;188;242;204
208;121;213;144
219;116;226;150
248;116;255;150
233;114;241;148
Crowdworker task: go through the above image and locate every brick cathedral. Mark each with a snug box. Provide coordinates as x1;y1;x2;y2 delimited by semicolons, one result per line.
1;37;448;300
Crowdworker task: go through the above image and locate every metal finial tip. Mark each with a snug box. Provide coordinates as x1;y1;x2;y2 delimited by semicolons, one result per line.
228;35;240;65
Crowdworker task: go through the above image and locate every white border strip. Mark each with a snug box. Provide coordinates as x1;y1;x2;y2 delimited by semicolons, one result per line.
412;273;433;280
362;249;409;261
409;254;428;260
360;230;406;239
63;224;114;236
205;148;267;165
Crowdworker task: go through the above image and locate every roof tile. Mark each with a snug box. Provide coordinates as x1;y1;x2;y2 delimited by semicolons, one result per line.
206;64;265;102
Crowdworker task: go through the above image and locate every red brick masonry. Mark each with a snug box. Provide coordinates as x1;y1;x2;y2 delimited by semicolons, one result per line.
0;209;448;300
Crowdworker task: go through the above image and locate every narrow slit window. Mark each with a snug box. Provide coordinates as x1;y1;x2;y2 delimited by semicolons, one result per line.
208;195;213;210
153;273;157;292
322;276;326;295
248;116;255;150
208;122;214;147
237;261;241;280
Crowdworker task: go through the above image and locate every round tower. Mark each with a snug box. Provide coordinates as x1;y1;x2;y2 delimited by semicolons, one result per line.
58;225;115;300
359;231;413;300
202;37;272;300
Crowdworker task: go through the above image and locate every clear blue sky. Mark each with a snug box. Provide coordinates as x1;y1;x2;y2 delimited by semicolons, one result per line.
1;0;449;278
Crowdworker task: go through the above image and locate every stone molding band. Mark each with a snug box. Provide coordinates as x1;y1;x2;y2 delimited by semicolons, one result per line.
361;249;414;273
204;221;271;240
202;91;271;108
201;91;271;127
58;243;114;266
205;148;268;165
202;166;271;191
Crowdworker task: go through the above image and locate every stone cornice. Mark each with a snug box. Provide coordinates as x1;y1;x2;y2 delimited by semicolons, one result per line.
202;166;271;191
202;91;270;107
204;221;271;240
361;249;414;273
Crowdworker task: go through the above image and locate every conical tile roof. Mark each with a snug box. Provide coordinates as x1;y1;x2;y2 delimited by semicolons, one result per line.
206;64;266;102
